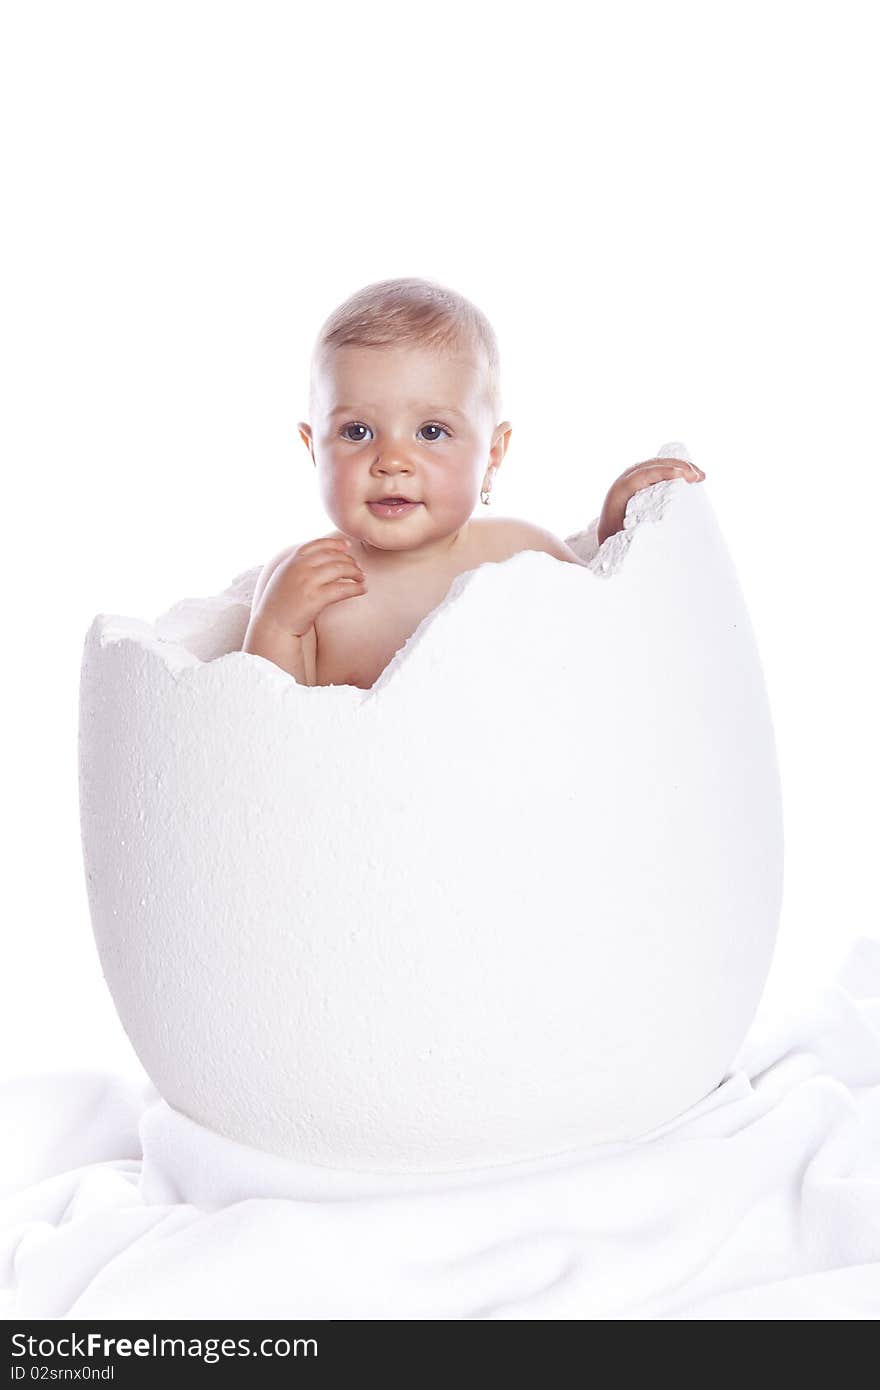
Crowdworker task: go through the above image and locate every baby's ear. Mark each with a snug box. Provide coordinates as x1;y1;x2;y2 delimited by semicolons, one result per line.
491;420;513;464
297;422;314;458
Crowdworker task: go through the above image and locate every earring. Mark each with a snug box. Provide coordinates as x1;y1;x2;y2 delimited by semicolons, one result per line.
481;486;491;506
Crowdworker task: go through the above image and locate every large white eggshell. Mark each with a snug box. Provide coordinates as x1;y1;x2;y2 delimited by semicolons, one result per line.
78;454;783;1174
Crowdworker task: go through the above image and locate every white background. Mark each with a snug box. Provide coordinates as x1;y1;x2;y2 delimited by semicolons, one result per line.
1;0;877;1082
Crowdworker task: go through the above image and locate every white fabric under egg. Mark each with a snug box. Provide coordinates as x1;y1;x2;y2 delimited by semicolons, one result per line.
78;444;783;1174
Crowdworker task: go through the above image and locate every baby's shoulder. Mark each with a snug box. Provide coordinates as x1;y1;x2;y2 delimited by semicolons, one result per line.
468;515;585;566
250;539;309;611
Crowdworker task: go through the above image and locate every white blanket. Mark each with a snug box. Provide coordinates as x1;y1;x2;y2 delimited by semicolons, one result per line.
3;938;880;1320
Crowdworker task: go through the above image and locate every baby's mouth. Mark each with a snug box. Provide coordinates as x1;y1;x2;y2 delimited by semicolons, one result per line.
367;496;422;514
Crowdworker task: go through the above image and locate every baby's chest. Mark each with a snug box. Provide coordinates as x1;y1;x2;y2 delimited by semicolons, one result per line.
314;583;449;690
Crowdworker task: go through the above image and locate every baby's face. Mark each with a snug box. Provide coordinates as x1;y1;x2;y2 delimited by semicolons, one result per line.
301;343;508;556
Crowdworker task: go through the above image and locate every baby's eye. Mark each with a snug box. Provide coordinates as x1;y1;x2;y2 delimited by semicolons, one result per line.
340;422;372;442
418;423;450;442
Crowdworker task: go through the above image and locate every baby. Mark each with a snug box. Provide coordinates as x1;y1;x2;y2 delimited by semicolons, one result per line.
242;278;705;689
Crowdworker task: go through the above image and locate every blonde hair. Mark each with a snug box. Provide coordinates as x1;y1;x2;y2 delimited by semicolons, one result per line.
309;276;502;421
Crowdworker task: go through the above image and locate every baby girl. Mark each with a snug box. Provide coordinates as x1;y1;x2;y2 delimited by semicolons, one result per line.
242;277;705;689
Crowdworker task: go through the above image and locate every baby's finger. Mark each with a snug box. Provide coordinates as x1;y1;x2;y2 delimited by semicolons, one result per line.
618;458;690;481
313;553;363;578
664;461;705;478
297;536;353;557
661;459;698;472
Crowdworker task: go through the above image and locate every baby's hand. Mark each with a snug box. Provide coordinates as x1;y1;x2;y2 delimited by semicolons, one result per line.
256;535;367;638
597;458;706;546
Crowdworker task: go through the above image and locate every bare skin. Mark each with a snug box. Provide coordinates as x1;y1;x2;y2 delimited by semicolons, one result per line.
242;342;705;688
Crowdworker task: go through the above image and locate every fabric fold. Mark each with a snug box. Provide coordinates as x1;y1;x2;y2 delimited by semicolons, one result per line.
2;936;879;1319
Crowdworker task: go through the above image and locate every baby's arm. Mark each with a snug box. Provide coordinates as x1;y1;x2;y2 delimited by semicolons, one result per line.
598;458;705;542
507;459;707;564
242;545;313;683
241;536;365;684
